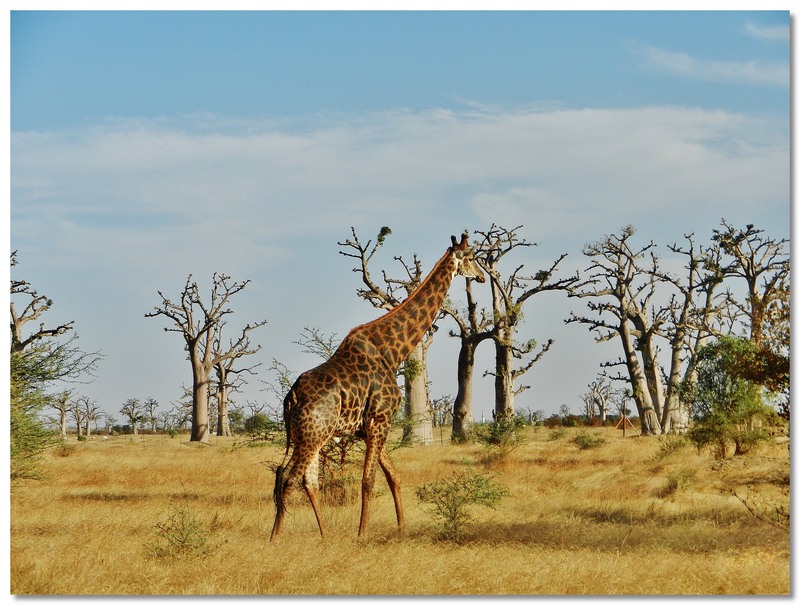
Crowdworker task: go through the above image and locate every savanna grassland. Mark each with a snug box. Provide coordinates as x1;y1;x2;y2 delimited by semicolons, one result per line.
10;426;789;595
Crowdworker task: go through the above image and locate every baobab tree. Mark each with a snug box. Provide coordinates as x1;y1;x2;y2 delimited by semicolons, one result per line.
49;390;72;439
120;398;144;435
145;273;266;443
442;277;493;440
567;224;762;435
213;324;261;437
338;226;438;445
143;397;160;433
474;224;582;419
567;226;675;435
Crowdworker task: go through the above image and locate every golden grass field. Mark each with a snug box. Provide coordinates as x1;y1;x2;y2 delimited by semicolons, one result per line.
10;426;789;595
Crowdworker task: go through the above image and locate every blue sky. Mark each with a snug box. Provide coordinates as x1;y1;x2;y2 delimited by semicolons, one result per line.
8;9;791;426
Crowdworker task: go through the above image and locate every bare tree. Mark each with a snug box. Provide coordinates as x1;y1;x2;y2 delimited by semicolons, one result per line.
713;221;790;345
10;252;101;379
143;397;160;433
567;226;670;435
49;390;72;439
120;398;143;435
10;251;74;354
145;273;266;443
442;277;493;440
212;323;262;437
338;226;436;445
77;396;102;438
474;224;582;418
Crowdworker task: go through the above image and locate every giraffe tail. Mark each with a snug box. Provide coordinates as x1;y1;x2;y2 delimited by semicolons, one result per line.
273;463;286;517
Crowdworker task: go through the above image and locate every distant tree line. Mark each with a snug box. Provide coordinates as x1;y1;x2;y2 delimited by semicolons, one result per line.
10;219;789;479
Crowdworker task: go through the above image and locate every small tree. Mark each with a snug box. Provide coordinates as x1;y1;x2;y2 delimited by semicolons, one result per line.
684;337;771;458
416;470;508;542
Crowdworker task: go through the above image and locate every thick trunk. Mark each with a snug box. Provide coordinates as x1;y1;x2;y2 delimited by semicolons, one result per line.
452;340;476;441
191;364;211;443
402;341;433;446
494;336;515;419
59;411;67;440
620;322;661;435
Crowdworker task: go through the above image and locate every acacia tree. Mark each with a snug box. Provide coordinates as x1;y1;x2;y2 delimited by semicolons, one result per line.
338;226;436;446
10;253;101;478
474;224;581;419
145;273;266;443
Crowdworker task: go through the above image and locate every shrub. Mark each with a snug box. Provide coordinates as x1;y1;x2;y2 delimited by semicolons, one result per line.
548;428;567;441
468;416;527;464
571;431;606;450
652;434;689;462
147;504;217;559
416;470;508;542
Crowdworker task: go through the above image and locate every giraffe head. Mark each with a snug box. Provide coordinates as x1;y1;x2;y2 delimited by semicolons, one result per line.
450;233;486;283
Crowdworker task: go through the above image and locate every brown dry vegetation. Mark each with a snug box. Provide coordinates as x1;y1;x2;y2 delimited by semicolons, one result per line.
10;426;789;595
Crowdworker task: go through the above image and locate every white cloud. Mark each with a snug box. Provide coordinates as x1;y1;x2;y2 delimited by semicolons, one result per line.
12;104;787;270
632;43;788;88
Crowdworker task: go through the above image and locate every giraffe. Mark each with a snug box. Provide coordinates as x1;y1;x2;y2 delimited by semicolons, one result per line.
270;233;486;540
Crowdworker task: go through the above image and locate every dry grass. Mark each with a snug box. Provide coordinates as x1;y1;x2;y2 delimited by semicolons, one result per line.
10;427;789;595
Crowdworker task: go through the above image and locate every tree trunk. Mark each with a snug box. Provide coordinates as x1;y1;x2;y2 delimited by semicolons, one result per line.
494;334;516;419
402;341;432;446
216;384;231;437
620;322;661;435
191;364;211;443
59;410;67;440
215;365;231;437
452;339;476;441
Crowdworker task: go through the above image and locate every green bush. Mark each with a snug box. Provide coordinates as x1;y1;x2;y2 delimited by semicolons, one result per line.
147;504;217;559
571;431;607;450
684;338;772;459
469;416;527;463
416;470;508;542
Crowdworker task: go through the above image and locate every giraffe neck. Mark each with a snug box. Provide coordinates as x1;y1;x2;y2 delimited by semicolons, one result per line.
351;249;458;368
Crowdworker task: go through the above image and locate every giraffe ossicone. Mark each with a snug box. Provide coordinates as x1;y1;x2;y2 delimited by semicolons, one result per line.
270;233;485;540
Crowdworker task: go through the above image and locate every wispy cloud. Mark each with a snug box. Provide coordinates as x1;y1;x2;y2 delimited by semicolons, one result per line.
632;43;788;89
12;104;787;287
744;22;790;43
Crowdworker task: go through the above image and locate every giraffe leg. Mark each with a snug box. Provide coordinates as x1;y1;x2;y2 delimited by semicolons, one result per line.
303;456;325;539
378;446;404;536
358;433;381;538
270;445;324;541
